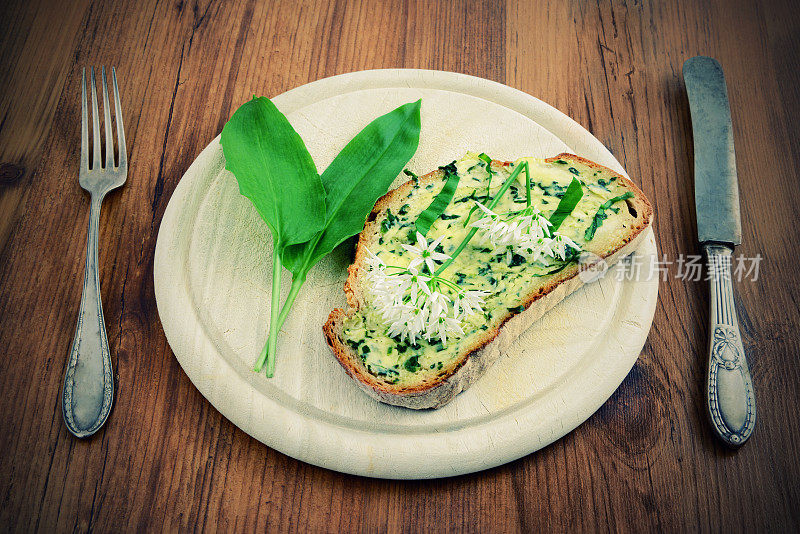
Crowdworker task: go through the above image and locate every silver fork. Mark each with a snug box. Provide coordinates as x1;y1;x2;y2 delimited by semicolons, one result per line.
61;67;126;438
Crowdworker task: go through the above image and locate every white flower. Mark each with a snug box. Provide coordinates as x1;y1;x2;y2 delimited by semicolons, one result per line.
364;248;385;271
474;201;495;219
426;315;464;346
508;217;528;243
402;231;451;274
454;290;488;319
470;202;506;243
471;202;581;263
382;301;413;323
364;249;411;307
370;266;407;308
363;249;385;286
370;277;489;345
369;266;431;345
537;237;555;260
363;244;490;346
423;291;451;325
405;266;431;302
470;202;553;249
549;234;580;261
387;305;426;344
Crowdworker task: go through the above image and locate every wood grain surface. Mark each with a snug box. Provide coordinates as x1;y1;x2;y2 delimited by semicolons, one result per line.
1;0;798;531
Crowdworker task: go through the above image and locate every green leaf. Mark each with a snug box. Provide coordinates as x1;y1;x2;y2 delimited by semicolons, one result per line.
220;96;326;249
220;96;329;375
584;191;634;241
282;100;422;273
548;177;584;231
415;163;461;236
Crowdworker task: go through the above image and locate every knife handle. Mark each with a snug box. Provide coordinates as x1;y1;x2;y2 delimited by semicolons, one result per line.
705;243;756;447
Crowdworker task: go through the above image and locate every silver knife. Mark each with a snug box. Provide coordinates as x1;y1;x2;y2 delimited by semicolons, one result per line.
683;56;756;447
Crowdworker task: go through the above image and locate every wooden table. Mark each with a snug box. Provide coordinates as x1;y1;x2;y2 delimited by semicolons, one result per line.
2;0;798;531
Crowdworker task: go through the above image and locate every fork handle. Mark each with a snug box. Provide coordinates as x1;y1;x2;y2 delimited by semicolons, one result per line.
62;196;115;438
705;243;756;447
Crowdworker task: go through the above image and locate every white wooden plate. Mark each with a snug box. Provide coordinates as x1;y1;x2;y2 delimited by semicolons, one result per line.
154;69;658;479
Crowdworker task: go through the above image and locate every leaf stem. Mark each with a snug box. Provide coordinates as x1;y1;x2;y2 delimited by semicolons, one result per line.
524;162;531;207
432;275;462;293
272;274;307;335
486;162;526;210
434;162;526;276
256;249;283;375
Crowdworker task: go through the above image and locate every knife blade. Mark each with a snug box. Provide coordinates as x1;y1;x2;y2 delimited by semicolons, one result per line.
683;56;742;245
683;56;756;447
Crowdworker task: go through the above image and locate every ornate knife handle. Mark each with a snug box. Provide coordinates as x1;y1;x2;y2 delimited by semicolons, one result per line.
61;198;115;438
705;243;756;447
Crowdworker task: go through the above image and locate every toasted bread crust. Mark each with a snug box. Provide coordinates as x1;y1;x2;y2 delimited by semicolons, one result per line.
323;154;653;409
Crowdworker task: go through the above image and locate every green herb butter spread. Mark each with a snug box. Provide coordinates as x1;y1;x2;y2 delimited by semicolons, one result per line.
342;152;637;385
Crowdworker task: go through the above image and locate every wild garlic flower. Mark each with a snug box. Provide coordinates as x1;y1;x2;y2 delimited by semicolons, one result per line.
365;248;385;272
549;234;580;260
471;202;552;247
402;231;450;274
363;246;488;346
471;202;580;262
426;315;464;347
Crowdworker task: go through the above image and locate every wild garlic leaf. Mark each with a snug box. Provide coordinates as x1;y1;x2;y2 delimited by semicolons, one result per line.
220;96;326;249
584;191;634;241
548;177;584;231
221;96;329;376
415;162;460;236
282;100;422;274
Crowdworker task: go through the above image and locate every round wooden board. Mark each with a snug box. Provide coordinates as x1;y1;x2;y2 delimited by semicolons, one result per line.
154;69;658;479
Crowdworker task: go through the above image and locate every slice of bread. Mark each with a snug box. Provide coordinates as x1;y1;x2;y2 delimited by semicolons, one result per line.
323;153;653;409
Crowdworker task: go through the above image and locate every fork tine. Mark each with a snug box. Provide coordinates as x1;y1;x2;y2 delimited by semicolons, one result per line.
112;67;126;170
90;67;102;170
101;67;115;169
81;68;88;172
